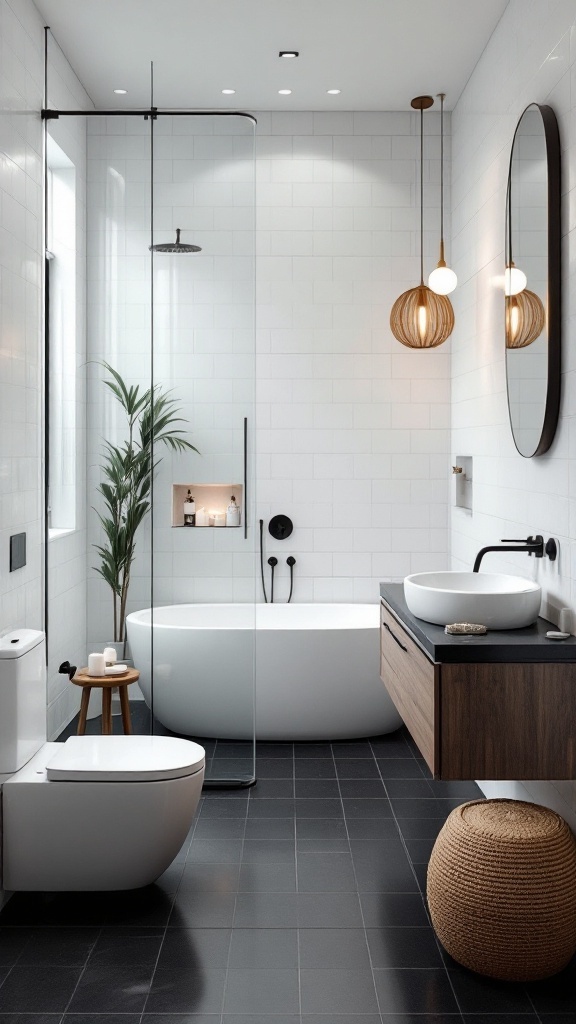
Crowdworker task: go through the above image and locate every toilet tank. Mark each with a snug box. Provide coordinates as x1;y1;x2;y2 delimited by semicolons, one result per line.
0;630;46;773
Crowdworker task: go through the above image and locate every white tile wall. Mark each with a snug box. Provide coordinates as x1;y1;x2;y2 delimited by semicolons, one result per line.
451;0;576;829
86;109;451;637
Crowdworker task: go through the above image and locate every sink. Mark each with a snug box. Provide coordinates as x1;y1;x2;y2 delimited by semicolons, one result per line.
404;572;541;630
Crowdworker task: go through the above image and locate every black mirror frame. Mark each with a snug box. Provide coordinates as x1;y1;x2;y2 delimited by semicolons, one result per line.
505;102;561;458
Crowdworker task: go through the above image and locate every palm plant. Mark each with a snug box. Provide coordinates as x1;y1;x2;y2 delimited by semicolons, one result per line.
94;363;197;645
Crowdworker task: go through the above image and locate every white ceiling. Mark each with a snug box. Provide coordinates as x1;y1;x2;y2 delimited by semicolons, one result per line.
34;0;509;112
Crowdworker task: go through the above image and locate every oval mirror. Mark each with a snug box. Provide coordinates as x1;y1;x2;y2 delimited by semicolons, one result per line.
505;103;561;458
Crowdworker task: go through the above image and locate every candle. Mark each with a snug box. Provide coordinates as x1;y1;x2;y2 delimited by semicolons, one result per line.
88;652;106;677
103;647;117;665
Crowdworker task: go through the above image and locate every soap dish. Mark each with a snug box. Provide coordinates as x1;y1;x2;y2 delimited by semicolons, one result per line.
445;623;488;636
105;664;128;675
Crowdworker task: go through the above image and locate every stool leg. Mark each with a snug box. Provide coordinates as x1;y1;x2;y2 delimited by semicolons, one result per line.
77;688;91;736
102;688;112;734
119;685;132;735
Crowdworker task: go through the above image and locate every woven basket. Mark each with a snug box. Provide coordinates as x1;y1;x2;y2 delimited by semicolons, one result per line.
427;799;576;981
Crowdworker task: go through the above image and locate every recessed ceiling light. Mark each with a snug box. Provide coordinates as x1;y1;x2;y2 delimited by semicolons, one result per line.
278;89;292;95
279;51;299;58
222;89;236;95
113;88;128;95
327;89;341;95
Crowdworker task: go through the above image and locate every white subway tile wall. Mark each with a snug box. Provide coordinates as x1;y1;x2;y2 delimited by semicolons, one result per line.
451;0;576;828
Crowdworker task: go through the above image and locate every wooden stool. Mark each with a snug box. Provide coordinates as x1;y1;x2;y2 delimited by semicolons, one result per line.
72;667;140;736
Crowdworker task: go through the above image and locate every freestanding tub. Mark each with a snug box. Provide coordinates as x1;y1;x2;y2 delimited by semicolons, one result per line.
126;603;402;741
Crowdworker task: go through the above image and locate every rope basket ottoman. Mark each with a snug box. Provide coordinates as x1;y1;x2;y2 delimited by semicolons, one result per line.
427;799;576;982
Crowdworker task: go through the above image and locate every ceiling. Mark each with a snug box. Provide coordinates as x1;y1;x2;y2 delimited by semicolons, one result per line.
35;0;509;112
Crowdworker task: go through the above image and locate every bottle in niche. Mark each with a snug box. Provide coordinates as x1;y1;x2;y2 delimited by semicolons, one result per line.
183;489;196;526
226;495;240;527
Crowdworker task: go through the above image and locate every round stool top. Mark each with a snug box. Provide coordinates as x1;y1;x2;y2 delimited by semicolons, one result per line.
458;799;567;842
72;666;140;688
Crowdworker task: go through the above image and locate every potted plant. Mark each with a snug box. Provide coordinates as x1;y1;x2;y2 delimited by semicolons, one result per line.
93;363;197;656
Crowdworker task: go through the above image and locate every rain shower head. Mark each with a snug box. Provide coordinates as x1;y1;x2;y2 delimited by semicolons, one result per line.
149;228;201;253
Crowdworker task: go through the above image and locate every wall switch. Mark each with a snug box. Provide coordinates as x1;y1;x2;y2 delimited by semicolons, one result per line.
9;533;26;571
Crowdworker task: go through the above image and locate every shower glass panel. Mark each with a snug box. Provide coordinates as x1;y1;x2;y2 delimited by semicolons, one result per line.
150;115;257;785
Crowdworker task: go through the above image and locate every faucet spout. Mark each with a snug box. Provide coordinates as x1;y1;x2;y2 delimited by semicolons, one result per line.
473;535;544;573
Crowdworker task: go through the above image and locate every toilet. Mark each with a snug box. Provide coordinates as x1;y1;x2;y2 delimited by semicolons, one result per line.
0;629;205;891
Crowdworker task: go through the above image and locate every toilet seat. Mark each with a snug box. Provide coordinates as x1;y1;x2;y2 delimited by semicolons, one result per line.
46;735;205;782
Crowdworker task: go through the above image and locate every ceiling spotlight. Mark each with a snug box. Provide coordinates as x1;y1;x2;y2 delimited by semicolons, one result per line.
278;89;292;95
279;51;299;58
221;89;236;95
327;89;341;95
113;88;127;95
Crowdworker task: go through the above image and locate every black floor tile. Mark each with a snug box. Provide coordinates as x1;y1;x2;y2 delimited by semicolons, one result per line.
405;837;437;863
255;742;294;759
0;931;32;967
180;863;240;893
462;1016;538;1024
298;927;371;968
389;797;458;818
376;757;427;778
366;925;444;967
345;817;399;839
191;817;246;839
187;840;243;864
296;838;350;852
335;758;380;779
396;816;447;840
295;818;348;840
385;778;434;798
0;895;108;928
0;967;82;1013
65;1015;142;1024
241;840;296;864
296;851;356;892
526;957;576;1013
370;734;413;757
300;968;379;1014
359;891;430;927
169;893;236;928
294;779;340;798
339;779;386;798
233;894;298;929
224;1017;299;1024
294;742;332;758
19;928;98;967
373;967;460;1013
426;779;483;798
238;862;297;892
352;854;419;892
255;759;294;779
248;799;296;818
449;967;535;1013
87;927;163;966
145;968;226;1014
295;799;343;818
250;779;294;798
342;797;393;817
296;893;363;928
67;965;154;1014
294;759;336;779
331;740;374;757
223;969;299;1014
244;817;295;840
199;799;248;818
228;928;298;968
156;929;231;970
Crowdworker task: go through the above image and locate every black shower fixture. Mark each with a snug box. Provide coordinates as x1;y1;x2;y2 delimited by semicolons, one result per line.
269;514;293;540
149;228;201;253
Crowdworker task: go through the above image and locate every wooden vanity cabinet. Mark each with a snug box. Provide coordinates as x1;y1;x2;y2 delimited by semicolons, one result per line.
380;599;576;780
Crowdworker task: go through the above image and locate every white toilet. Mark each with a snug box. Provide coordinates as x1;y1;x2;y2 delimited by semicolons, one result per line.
0;629;205;891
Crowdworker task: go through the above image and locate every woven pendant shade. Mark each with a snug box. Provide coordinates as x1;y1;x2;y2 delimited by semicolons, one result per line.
390;284;454;349
506;289;546;348
427;799;576;982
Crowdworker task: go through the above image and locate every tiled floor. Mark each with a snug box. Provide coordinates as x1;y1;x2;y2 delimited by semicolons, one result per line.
0;727;575;1021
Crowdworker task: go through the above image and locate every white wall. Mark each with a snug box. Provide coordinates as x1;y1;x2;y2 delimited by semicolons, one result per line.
85;109;451;640
450;0;576;828
0;0;90;739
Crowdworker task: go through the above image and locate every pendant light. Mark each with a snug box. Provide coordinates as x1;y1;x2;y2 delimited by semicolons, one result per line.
390;96;454;349
428;93;457;295
505;290;546;348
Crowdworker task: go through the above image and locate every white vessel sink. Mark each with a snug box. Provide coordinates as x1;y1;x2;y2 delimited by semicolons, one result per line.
404;572;541;630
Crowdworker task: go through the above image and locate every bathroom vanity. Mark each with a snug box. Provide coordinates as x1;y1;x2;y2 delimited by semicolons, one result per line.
380;584;576;780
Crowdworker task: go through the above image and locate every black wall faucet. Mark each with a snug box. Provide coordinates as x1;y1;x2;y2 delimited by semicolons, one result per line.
473;534;557;573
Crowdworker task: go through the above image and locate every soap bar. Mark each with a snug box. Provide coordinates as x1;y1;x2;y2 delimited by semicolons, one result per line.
546;631;570;640
445;623;488;636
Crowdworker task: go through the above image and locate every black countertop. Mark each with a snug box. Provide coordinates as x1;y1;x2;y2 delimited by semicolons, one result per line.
380;583;576;664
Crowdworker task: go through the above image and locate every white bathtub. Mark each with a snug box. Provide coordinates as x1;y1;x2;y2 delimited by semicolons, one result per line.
126;603;402;741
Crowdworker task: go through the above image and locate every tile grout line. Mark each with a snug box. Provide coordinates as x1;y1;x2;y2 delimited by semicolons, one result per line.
293;740;302;1023
58;923;104;1018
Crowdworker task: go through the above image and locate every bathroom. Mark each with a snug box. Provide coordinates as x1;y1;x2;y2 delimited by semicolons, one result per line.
0;0;576;1015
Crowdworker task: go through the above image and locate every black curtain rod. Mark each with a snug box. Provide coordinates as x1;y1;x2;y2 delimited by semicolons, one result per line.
42;108;257;123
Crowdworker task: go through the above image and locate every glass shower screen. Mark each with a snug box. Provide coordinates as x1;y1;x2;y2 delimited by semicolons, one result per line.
150;114;257;785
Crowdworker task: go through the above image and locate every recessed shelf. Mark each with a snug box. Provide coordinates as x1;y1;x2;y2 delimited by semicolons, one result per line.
172;483;243;528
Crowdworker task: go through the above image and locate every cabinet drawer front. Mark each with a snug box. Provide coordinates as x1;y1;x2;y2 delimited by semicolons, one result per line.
380;602;438;774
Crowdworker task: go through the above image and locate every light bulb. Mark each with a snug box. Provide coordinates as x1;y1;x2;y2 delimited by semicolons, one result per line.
428;264;458;295
509;300;520;342
504;264;527;296
417;302;428;341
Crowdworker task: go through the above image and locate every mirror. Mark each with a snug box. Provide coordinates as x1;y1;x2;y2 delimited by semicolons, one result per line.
505;103;561;458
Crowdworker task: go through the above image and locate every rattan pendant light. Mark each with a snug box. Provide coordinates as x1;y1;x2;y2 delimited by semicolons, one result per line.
390;96;455;349
428;93;457;295
506;290;546;348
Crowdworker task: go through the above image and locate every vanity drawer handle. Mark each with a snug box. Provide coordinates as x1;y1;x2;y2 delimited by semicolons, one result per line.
383;620;408;652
